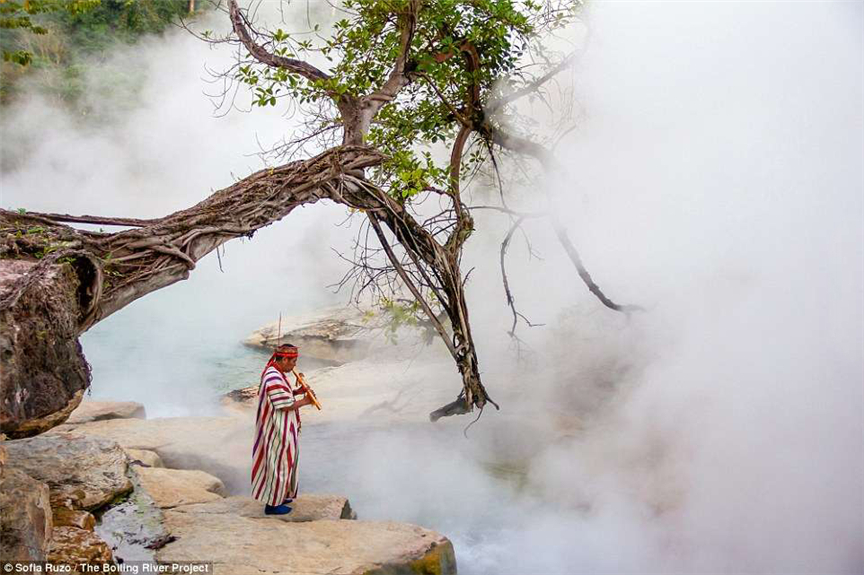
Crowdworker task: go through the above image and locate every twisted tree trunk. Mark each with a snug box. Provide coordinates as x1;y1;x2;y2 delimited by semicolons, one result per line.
0;146;491;437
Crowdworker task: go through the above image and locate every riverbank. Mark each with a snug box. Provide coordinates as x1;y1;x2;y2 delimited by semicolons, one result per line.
1;399;457;574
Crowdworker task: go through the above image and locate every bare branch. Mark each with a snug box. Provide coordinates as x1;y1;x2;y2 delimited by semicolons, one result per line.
487;50;579;115
483;122;643;314
228;0;330;84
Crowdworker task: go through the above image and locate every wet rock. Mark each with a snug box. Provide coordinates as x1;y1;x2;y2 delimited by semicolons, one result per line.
135;467;226;509
172;494;355;522
125;448;164;468
47;526;113;566
4;434;132;511
96;471;171;563
157;513;456;575
244;306;373;365
52;508;96;531
0;468;52;561
67;400;146;425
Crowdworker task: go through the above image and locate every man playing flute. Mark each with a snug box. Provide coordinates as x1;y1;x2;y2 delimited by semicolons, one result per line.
251;344;314;515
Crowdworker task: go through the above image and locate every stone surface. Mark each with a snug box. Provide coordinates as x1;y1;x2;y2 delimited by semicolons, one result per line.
125;448;164;468
0;258;92;439
47;416;254;495
95;471;171;564
244;306;373;365
67;400;146;425
4;434;132;511
172;494;355;522
157;512;456;575
136;467;226;509
47;526;113;566
52;508;96;531
0;468;52;561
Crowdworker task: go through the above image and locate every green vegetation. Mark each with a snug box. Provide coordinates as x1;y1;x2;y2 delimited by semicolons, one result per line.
0;0;199;107
235;0;579;203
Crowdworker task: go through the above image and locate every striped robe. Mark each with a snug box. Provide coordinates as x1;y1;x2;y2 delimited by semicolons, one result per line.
251;366;300;506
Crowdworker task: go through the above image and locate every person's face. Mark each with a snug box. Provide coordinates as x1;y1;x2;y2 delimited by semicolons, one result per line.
277;356;297;372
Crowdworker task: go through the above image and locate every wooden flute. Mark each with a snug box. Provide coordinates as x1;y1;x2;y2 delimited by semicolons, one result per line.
292;369;322;410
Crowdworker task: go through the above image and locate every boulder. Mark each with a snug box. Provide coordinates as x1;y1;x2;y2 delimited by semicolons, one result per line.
244;306;373;365
66;400;146;425
52;508;96;531
46;416;253;494
4;434;132;511
125;448;164;468
171;494;355;522
0;468;52;561
0;258;92;439
157;511;455;575
47;526;113;566
135;467;226;509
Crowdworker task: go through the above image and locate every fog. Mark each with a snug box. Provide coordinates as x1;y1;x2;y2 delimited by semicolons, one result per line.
1;1;862;573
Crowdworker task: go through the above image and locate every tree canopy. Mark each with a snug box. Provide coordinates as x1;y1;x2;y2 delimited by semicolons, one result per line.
0;0;640;439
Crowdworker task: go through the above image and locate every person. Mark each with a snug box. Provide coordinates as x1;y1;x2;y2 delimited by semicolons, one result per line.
250;343;314;515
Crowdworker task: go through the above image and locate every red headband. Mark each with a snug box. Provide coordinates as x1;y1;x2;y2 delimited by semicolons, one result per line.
271;348;298;359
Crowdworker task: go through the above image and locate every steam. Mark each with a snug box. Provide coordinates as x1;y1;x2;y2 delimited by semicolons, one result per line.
2;1;862;573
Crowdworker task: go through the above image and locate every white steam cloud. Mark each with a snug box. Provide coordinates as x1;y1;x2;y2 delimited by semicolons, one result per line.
1;1;861;573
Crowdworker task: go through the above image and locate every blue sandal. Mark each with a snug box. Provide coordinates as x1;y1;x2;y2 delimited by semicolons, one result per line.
264;503;293;515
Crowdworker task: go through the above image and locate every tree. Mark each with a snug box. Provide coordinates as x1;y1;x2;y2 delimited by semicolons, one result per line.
0;0;637;438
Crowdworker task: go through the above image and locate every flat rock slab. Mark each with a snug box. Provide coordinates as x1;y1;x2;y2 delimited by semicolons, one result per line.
46;416;253;494
125;448;164;468
244;306;372;365
135;467;226;509
66;400;146;425
49;416;243;454
157;512;455;575
172;494;355;522
4;434;132;510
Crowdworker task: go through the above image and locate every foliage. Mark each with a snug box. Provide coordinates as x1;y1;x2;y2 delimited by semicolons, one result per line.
235;0;580;202
0;0;200;106
0;0;98;65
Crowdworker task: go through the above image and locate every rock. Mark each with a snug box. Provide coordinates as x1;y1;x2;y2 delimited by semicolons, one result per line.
4;434;132;511
172;494;355;522
0;468;52;561
67;400;146;425
47;526;113;566
157;511;456;575
2;390;85;440
0;258;92;439
47;416;253;494
125;448;164;468
135;467;226;509
52;508;96;531
95;471;171;563
244;306;373;365
221;385;258;408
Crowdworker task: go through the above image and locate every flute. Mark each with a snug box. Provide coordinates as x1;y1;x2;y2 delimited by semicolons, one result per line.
292;369;322;410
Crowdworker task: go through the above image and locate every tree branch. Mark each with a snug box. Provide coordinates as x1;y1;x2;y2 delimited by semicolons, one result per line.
228;0;330;84
486;50;579;115
483;122;643;313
